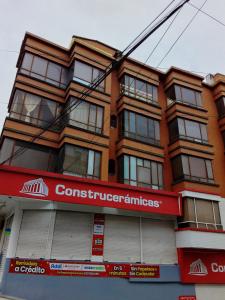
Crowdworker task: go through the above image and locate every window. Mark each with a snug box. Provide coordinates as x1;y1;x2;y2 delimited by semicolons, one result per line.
120;75;158;104
168;118;208;144
10;90;62;129
119;110;160;145
59;144;101;179
216;97;225;118
119;155;163;190
178;198;222;230
222;131;225;147
0;138;57;172
20;53;68;88
171;155;214;184
65;97;103;134
166;85;202;108
73;60;105;92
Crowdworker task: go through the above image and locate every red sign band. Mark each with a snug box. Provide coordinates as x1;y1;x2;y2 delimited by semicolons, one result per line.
9;259;160;278
0;166;180;216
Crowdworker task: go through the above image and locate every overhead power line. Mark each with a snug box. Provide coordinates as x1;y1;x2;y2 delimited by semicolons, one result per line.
122;0;177;54
0;0;190;166
188;2;225;27
156;0;208;67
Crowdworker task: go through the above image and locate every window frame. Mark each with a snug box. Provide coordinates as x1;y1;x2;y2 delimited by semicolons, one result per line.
73;60;105;92
65;97;104;134
178;197;222;230
20;52;68;89
119;155;163;190
120;74;158;105
9;89;62;130
216;97;225;118
0;137;57;172
119;110;160;146
166;84;202;108
59;143;101;180
168;117;208;144
171;155;214;184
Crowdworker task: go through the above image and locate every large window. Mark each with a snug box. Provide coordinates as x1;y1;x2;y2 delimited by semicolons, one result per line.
169;118;208;144
10;90;62;129
20;53;68;88
59;144;101;179
119;110;160;146
119;155;163;190
73;60;105;92
65;97;103;134
120;75;158;104
178;198;222;230
171;155;214;184
216;97;225;118
0;138;57;172
166;85;202;108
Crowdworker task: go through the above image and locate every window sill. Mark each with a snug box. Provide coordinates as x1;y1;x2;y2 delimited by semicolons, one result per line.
166;100;208;113
117;136;163;149
6;116;60;133
72;79;111;97
172;178;219;187
117;93;161;109
168;137;213;147
176;228;225;234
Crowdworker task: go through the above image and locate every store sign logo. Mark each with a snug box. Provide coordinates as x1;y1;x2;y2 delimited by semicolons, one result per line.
189;259;208;276
20;178;49;197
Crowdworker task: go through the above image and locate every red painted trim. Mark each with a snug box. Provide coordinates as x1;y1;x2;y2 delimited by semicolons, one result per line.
0;165;178;198
175;228;225;234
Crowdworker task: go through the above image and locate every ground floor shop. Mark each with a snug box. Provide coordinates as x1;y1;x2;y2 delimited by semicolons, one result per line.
0;166;224;299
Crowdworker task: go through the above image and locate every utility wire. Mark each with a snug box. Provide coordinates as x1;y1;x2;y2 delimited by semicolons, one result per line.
188;2;225;27
122;0;177;54
156;0;208;67
0;0;190;165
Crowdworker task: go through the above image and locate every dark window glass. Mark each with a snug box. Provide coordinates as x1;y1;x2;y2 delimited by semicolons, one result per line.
119;110;160;146
65;97;103;134
178;198;222;230
216;97;225;118
20;53;68;89
59;144;101;179
108;159;116;175
168;118;208;144
0;138;56;172
10;90;62;130
119;155;163;190
166;85;202;108
110;115;117;128
120;75;158;104
171;155;214;184
73;61;105;92
222;131;225;147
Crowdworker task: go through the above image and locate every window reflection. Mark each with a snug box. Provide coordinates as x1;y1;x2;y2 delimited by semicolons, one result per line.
119;155;163;190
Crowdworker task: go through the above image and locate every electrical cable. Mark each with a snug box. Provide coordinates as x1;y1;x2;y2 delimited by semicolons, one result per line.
0;0;191;165
122;0;177;54
156;0;208;68
188;2;225;28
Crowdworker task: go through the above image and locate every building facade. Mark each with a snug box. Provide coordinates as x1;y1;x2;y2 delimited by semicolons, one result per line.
0;32;224;300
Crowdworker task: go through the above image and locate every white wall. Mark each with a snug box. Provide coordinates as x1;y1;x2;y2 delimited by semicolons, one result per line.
196;285;225;300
